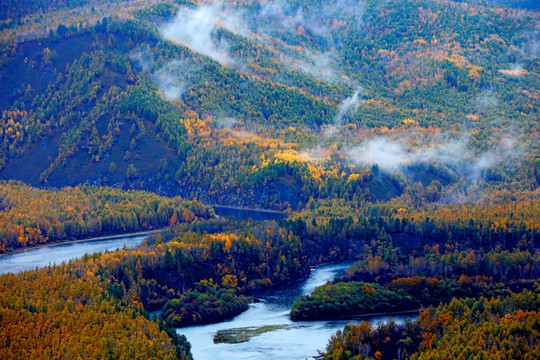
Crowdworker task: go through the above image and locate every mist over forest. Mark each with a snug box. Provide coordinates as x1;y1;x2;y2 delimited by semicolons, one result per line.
0;0;538;359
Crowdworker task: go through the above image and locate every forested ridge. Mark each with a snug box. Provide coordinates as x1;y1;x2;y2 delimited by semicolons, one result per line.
0;0;538;209
0;0;539;359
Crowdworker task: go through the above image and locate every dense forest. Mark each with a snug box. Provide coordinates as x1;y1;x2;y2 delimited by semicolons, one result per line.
289;197;539;317
290;197;539;357
0;246;193;359
1;182;538;358
0;0;538;209
318;292;539;360
0;0;538;359
0;180;213;253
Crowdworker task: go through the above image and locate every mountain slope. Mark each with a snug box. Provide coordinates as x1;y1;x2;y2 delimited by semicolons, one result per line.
0;0;538;209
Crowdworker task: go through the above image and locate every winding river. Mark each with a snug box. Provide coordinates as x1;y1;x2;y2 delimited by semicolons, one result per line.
0;207;413;359
178;263;412;360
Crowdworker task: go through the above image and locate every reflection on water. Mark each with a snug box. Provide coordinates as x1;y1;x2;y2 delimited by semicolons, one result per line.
0;235;147;275
213;206;285;222
179;263;413;360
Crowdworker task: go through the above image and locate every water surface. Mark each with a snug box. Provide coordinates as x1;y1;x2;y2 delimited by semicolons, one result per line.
213;206;285;222
178;263;413;360
0;234;147;275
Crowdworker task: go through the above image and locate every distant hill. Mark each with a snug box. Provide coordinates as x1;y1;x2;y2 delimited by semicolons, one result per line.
0;0;538;208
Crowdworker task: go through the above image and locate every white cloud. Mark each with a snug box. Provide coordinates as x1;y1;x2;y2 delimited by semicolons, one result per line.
334;86;364;125
160;1;246;65
347;133;523;183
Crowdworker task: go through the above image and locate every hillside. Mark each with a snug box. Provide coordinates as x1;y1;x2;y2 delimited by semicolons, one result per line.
0;1;539;359
0;0;537;209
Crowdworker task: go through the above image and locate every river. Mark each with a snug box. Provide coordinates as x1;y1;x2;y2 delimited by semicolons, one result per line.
0;206;282;275
0;234;148;275
178;263;413;360
212;206;285;222
0;208;413;359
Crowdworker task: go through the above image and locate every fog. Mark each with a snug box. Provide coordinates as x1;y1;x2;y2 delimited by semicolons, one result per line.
130;46;202;101
130;47;153;71
335;86;364;125
154;61;187;100
259;0;365;34
347;132;524;183
160;1;245;66
475;91;499;109
158;1;367;82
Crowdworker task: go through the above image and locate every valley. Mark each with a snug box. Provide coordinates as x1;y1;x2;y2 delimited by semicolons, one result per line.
0;0;538;359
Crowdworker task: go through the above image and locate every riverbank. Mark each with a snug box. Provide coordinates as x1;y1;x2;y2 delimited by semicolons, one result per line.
210;205;285;215
177;263;415;360
296;309;421;321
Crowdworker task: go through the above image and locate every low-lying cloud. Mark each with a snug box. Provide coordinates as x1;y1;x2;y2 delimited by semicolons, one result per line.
130;47;153;72
154;65;186;100
157;1;368;84
216;117;237;129
154;59;201;100
291;50;340;83
130;46;201;101
335;86;364;124
500;63;527;76
160;1;245;65
324;86;364;136
475;91;499;109
347;133;523;183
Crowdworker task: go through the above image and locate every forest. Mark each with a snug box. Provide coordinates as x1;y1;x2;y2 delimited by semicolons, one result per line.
0;180;213;253
318;292;539;360
1;181;538;358
0;0;538;359
0;0;538;209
